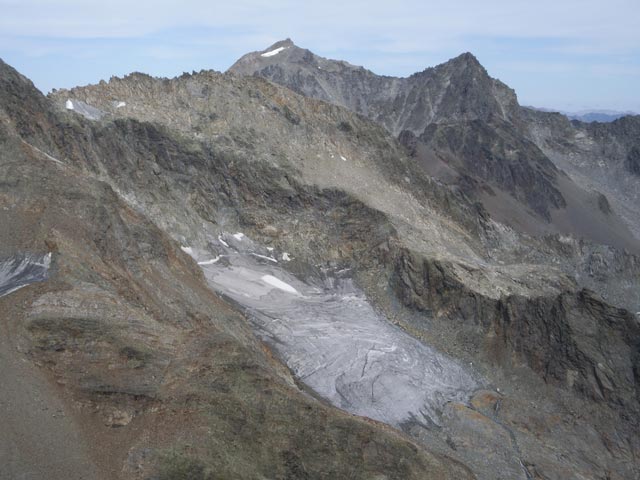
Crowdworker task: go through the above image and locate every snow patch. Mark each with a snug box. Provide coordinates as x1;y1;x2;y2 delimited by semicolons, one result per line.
217;235;229;248
282;252;291;261
116;101;126;108
33;252;52;267
0;253;51;298
64;99;106;120
250;253;278;263
21;140;65;166
2;284;28;296
340;155;347;162
261;275;299;294
266;247;274;251
198;256;221;265
232;232;245;241
180;246;194;255
558;235;574;244
261;46;287;57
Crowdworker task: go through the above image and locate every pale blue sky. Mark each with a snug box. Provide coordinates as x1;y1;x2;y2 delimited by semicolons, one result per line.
1;0;638;112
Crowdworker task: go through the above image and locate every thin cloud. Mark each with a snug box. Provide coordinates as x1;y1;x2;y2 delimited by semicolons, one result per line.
0;0;638;110
1;0;638;51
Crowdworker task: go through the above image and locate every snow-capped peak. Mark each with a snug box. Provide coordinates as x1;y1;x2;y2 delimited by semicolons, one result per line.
261;46;287;58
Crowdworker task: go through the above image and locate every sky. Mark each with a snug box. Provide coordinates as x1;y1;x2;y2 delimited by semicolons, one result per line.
1;0;638;112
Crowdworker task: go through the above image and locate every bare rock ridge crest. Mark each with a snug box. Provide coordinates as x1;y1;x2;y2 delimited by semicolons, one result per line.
0;41;638;480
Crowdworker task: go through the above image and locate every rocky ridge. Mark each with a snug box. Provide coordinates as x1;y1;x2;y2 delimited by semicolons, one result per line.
229;40;640;252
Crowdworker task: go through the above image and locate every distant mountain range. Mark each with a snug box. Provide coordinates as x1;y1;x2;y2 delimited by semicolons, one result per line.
527;106;638;123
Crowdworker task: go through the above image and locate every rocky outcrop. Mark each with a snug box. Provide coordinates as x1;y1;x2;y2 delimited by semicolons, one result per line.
389;248;640;478
628;146;640;176
394;249;640;414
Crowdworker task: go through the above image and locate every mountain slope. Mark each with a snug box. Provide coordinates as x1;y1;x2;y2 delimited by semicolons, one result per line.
0;53;637;479
525;108;640;240
47;61;640;479
1;58;476;480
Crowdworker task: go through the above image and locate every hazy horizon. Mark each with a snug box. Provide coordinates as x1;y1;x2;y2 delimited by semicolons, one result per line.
1;1;638;112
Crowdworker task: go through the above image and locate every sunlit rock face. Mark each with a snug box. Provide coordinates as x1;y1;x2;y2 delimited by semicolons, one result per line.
0;253;51;297
184;233;479;428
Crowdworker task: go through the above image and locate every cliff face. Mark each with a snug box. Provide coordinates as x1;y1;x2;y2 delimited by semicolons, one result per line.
0;49;638;480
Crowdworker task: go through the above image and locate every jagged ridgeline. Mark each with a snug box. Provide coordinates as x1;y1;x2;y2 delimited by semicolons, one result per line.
230;39;640;250
0;38;638;480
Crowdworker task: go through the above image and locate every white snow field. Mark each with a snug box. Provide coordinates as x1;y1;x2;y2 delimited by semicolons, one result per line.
0;253;51;297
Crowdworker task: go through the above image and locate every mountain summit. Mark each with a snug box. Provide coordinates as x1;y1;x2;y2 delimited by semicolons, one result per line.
229;41;640;252
230;40;519;130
